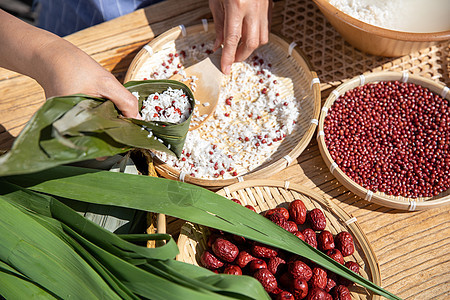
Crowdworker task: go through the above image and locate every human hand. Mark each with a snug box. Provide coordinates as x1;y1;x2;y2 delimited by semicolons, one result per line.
37;39;141;119
209;0;272;75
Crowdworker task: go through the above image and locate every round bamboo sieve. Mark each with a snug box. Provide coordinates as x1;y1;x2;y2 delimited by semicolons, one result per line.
125;22;321;189
317;71;450;211
176;180;381;300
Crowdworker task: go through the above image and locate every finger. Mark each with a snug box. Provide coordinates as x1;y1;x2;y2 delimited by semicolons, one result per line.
209;0;225;50
221;3;243;74
260;1;271;45
234;15;260;62
100;76;141;119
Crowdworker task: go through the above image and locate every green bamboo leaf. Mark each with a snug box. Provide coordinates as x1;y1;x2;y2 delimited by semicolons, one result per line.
0;184;137;300
62;225;237;300
0;266;57;299
4;166;401;300
50;196;180;261
124;80;196;156
0;180;269;300
0;196;122;300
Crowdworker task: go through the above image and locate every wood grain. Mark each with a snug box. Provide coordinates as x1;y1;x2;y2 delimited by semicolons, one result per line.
0;0;448;299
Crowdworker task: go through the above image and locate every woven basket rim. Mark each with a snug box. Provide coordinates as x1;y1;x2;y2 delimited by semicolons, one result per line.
317;71;450;210
126;22;321;188
176;179;381;300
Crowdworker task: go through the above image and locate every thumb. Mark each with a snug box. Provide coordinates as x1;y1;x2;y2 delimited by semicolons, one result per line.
100;77;141;119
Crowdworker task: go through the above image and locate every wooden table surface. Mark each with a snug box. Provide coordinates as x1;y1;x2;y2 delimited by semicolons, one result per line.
0;0;448;299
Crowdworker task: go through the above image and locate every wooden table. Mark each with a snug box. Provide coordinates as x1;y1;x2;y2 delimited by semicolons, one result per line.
0;0;448;299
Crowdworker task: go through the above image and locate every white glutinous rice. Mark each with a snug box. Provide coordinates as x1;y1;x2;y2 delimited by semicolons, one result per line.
135;42;301;179
141;87;192;124
329;0;450;33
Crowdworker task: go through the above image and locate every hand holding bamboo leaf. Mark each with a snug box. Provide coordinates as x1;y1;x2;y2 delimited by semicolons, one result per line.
0;80;194;177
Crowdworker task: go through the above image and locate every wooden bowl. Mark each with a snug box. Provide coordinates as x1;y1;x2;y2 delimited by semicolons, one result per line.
177;180;381;299
317;71;450;210
312;0;450;57
125;22;321;189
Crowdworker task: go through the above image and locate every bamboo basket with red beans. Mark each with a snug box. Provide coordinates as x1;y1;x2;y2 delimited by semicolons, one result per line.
176;180;381;299
317;72;450;211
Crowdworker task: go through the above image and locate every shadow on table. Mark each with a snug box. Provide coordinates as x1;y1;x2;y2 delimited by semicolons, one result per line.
0;124;15;151
110;46;145;84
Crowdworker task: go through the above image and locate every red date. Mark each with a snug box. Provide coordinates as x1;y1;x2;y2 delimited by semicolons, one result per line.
288;199;307;225
252;242;278;258
291;278;308;299
249;259;268;273
276;290;294;300
335;232;355;257
254;269;278;293
285;221;298;233
231;198;242;205
288;260;312;281
307;208;327;231
293;231;305;241
340;261;360;286
235;250;256;268
333;285;351;300
317;230;335;251
326;249;344;265
325;276;337;293
310;267;328;290
268;256;286;276
245;204;257;212
269;212;289;229
223;264;242;275
212;238;239;262
200;250;224;270
302;228;318;249
265;207;290;220
306;287;331;300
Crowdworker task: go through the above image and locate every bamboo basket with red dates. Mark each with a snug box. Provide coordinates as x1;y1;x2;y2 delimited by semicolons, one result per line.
176;180;381;299
125;22;321;189
317;72;450;210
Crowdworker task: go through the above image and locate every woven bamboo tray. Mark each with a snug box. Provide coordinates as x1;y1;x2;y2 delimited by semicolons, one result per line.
176;180;381;299
317;71;450;211
125;22;321;189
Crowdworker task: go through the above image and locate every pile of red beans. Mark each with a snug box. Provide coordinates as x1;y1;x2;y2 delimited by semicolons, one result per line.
200;198;359;300
324;81;449;198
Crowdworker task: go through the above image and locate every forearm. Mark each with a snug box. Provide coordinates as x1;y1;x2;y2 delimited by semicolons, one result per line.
0;10;59;82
